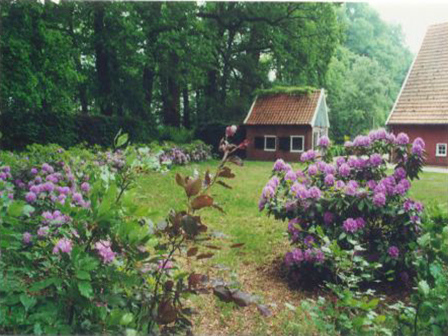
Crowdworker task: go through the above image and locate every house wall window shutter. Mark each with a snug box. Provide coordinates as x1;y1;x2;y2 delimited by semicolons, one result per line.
254;137;264;149
279;137;290;151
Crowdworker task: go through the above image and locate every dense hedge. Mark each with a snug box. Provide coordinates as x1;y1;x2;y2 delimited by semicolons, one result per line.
0;112;158;150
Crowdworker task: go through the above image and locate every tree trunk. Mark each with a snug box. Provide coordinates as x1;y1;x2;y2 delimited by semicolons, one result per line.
182;87;190;129
143;66;155;116
220;30;236;106
240;25;261;100
160;53;180;127
93;3;113;116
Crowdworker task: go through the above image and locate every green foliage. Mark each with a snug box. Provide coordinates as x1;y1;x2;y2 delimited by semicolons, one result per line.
261;130;426;288
395;206;448;335
326;4;412;143
0;132;232;334
254;86;317;97
158;126;195;144
1;1;342;149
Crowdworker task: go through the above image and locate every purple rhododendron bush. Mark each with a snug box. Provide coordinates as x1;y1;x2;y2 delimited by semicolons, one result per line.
0;133;236;334
260;129;426;287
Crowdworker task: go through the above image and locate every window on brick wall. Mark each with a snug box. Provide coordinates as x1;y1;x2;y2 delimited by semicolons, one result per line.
290;136;304;152
436;143;447;157
264;136;276;151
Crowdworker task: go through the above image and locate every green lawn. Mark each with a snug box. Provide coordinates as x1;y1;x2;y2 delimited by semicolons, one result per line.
136;160;448;334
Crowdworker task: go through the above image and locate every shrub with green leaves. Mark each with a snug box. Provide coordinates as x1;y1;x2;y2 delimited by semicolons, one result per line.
260;129;426;286
0;130;243;334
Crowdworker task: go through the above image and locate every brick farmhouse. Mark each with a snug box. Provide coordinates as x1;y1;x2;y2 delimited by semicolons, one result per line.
386;22;448;166
243;89;329;161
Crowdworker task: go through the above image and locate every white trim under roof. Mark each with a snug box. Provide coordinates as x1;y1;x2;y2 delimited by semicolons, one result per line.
243;96;258;124
324;92;330;127
385;51;418;126
310;88;324;127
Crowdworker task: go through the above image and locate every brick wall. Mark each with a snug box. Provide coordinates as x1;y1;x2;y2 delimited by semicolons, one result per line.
390;125;448;166
245;125;313;161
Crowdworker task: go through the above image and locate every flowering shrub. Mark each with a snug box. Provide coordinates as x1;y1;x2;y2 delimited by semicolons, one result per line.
157;141;212;166
0;131;240;334
260;130;426;285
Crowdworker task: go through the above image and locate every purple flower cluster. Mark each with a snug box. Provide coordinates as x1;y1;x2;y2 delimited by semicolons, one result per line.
353;135;371;147
369;154;383;167
342;217;365;233
338;163;351;177
318;136;330;148
273;159;288;172
53;238;73;255
23;232;32;244
259;176;280;210
323;211;334;224
95;240;116;264
300;150;317;162
308;164;318;176
388;246;400;259
0;166;12;181
373;192;386;206
368;129;388;141
344;180;359;196
395;133;409;145
324;174;335;186
285;247;325;266
403;199;424;212
284;170;297;181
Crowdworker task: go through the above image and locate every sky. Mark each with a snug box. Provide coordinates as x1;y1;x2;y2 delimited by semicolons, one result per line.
369;1;448;54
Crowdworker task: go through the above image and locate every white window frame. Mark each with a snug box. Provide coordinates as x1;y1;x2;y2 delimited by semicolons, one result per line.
264;135;276;152
290;136;305;153
436;143;447;157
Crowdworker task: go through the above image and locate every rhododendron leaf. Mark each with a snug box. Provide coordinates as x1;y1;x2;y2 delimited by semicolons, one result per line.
20;293;37;311
115;133;128;148
181;215;200;236
7;201;26;217
230;243;245;248
76;270;91;281
187;247;198;257
229;156;243;166
191;195;214;210
78;281;93;298
205;245;221;250
218;166;235;178
217;181;232;189
196;253;214;260
418;280;430;296
157;300;177;324
120;313;133;326
175;173;185;187
29;278;58;292
185;178;202;197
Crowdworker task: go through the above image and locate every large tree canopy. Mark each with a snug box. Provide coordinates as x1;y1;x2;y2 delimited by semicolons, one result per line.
325;3;412;142
0;1;411;147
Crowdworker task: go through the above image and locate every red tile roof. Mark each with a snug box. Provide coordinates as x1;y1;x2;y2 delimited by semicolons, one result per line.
387;22;448;125
244;90;321;125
